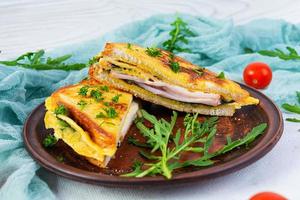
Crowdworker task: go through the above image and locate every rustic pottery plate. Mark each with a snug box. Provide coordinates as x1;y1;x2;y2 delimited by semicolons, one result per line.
23;84;283;187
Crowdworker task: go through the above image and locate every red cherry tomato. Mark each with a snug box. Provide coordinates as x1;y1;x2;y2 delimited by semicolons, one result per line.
250;192;287;200
243;62;272;89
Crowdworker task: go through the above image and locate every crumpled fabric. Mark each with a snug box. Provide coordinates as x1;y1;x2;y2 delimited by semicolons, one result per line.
0;14;299;200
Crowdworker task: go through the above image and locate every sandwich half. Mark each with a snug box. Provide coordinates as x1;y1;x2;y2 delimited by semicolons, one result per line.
89;43;258;116
44;79;139;167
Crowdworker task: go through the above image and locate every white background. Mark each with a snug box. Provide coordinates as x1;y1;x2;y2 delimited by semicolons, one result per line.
1;0;300;199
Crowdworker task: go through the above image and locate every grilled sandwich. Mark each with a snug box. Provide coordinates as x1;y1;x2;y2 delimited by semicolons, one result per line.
44;79;139;167
89;43;259;116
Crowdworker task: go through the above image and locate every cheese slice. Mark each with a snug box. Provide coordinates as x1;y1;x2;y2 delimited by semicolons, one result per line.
44;79;138;167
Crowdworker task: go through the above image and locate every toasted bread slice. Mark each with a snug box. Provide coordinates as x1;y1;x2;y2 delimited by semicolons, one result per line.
89;43;258;116
44;79;138;167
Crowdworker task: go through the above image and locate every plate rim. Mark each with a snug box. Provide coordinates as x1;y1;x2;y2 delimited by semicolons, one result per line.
23;83;284;186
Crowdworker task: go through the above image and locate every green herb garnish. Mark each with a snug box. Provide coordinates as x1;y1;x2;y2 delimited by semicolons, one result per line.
127;43;132;49
168;53;180;73
78;86;89;96
43;134;57;148
77;100;87;109
286;118;300;122
103;102;110;107
127;136;152;148
56;155;64;163
217;71;225;79
96;107;118;119
123;110;267;179
54;105;67;115
105;107;118;118
88;56;98;65
145;47;162;57
170;61;180;73
0;50;86;70
282;91;300;123
100;85;109;92
258;47;300;60
90;89;103;102
112;94;121;103
162;17;195;53
282;103;300;114
244;46;300;61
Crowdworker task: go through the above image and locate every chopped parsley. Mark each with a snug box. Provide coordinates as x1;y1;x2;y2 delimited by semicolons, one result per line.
100;85;109;92
54;105;68;115
170;61;180;73
77;100;87;109
43;134;57;148
96;107;118;119
103;102;110;107
112;94;122;103
78;86;89;96
90;89;103;102
217;71;225;79
145;47;162;57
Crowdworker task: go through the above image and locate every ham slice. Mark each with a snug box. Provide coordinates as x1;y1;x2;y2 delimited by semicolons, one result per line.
111;71;221;106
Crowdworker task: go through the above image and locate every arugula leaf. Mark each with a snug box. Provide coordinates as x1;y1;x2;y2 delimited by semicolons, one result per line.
162;17;195;53
127;136;152;148
286;118;300;123
0;50;87;70
123;110;267;179
282;103;300;114
257;47;300;60
122;160;144;177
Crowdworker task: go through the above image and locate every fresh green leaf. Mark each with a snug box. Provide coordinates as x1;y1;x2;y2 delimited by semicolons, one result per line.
121;160;144;177
258;46;300;61
162;17;195;53
127;136;152;148
54;105;68;115
0;50;86;70
286;118;300;123
43;134;57;148
145;47;162;57
100;85;109;92
282;103;300;114
105;107;118;118
78;86;89;96
112;94;121;103
127;43;132;49
217;71;225;79
170;61;180;73
122;110;267;179
90;89;103;102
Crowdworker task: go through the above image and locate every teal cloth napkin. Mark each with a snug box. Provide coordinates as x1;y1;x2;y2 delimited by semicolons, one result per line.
0;14;299;200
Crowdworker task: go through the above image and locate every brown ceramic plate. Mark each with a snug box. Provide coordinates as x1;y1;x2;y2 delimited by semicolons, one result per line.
23;84;283;187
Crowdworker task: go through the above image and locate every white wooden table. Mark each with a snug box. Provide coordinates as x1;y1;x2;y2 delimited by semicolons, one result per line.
1;1;300;199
